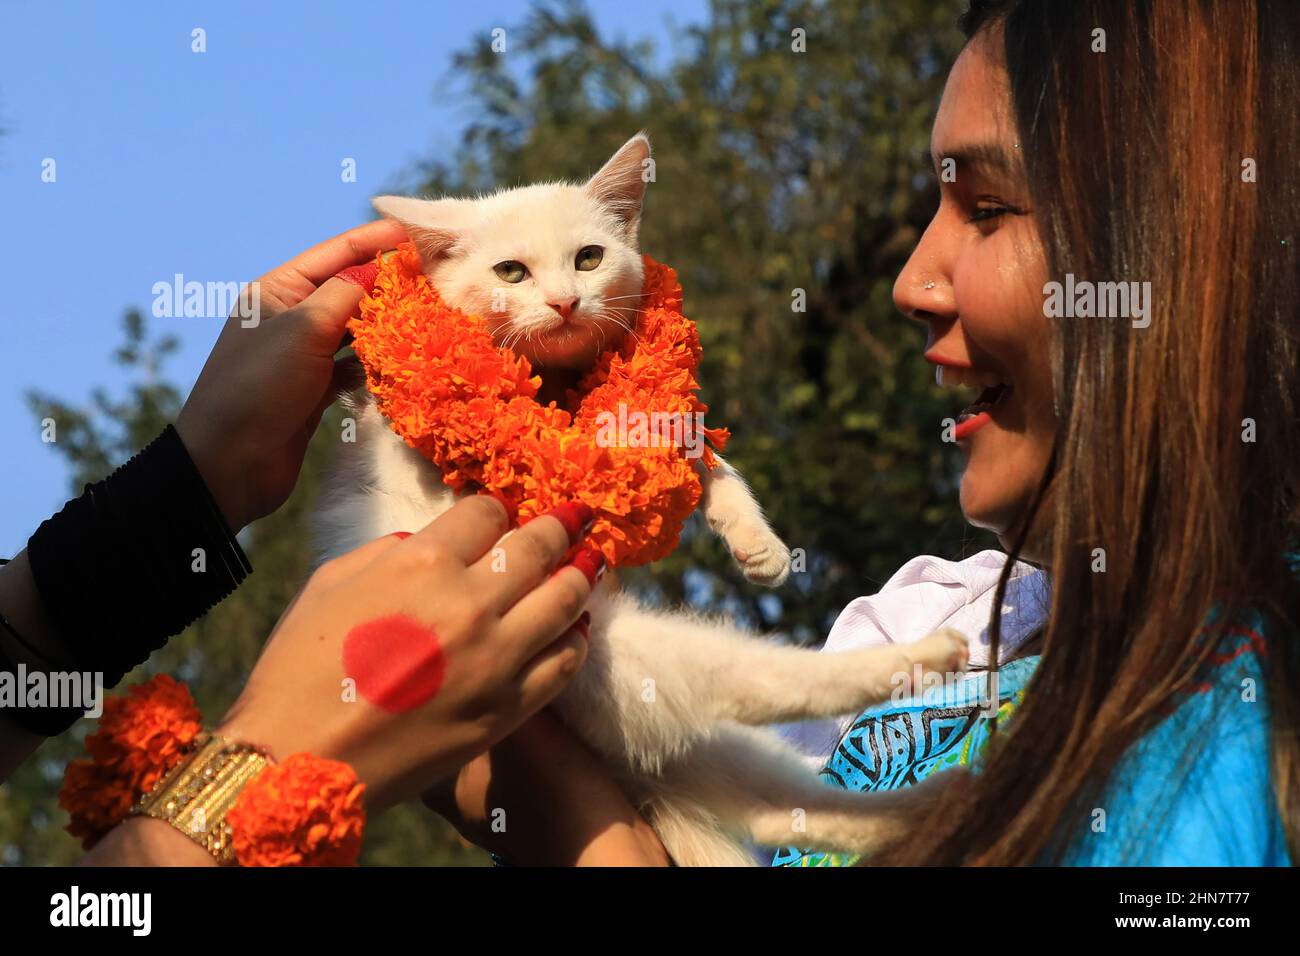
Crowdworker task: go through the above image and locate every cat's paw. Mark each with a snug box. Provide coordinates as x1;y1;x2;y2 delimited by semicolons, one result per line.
729;525;792;586
903;628;970;677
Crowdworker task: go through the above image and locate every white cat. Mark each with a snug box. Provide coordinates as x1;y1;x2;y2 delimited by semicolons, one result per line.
316;133;970;866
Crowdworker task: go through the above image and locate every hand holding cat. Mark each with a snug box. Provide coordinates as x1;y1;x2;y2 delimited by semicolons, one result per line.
176;219;408;532
423;709;671;866
215;495;606;812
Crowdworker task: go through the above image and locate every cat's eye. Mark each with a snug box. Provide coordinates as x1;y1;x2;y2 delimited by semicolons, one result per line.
493;260;529;283
575;245;604;271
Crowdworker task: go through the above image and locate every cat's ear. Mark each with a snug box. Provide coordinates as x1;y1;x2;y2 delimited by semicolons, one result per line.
371;196;465;264
584;132;651;237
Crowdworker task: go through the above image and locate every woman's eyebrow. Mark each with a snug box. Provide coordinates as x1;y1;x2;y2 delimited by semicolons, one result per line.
923;142;1019;177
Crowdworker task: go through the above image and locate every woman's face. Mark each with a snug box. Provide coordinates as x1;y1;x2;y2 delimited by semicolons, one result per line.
893;31;1056;555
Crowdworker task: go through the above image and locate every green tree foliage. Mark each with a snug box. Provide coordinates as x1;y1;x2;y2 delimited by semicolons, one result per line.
2;0;985;866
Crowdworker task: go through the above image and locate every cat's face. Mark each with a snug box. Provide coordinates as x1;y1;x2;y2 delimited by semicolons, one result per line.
373;134;650;370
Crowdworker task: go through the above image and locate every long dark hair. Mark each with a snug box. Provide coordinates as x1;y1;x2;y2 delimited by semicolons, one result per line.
878;0;1300;865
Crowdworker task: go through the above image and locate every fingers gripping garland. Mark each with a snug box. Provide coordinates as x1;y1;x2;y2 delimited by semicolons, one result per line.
348;243;730;567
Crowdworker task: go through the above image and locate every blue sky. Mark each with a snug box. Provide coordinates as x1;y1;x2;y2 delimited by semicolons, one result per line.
0;0;707;554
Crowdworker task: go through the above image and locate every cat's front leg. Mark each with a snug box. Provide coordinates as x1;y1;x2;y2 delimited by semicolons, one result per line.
703;628;972;726
697;456;791;586
588;597;970;738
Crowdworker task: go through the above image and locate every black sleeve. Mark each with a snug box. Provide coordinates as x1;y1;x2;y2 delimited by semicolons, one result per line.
2;425;251;735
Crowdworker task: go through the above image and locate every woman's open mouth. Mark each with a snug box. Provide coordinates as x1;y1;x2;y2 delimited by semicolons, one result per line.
954;382;1011;440
932;364;1013;441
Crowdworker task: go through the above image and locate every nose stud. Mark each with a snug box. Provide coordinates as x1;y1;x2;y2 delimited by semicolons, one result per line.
923;281;936;290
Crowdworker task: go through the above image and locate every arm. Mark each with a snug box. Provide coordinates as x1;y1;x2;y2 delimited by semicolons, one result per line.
426;710;671;866
0;552;61;777
79;818;217;867
0;221;408;785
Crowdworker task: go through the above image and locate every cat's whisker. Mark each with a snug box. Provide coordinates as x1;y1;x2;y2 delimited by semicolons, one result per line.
499;326;526;354
597;302;644;318
599;315;636;335
592;310;643;347
601;306;646;328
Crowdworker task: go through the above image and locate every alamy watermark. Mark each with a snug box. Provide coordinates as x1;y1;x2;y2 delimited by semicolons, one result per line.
1043;273;1151;328
891;664;1001;718
593;402;707;459
1;666;103;718
152;274;261;327
50;885;150;936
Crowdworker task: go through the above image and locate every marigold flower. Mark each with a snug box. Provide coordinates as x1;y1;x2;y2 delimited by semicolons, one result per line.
59;674;203;849
227;753;366;867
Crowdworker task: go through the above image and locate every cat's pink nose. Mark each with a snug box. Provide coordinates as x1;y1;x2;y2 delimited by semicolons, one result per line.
547;296;579;319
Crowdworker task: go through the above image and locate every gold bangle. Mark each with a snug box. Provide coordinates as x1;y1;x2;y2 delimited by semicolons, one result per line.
130;731;272;865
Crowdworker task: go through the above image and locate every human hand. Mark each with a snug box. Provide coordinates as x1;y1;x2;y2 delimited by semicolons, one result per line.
214;495;607;813
423;709;670;866
175;219;407;532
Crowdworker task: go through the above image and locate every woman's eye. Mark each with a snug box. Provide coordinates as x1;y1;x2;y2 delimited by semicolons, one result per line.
969;205;1011;223
968;201;1024;226
575;245;604;271
493;260;528;283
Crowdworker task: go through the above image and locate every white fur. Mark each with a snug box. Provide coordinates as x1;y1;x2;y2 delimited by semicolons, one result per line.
371;135;650;372
317;134;969;865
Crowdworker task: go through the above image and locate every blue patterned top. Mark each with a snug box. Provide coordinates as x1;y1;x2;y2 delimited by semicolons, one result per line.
772;615;1289;866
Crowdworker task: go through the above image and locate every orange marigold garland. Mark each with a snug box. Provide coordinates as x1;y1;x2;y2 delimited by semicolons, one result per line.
227;753;365;867
59;673;202;849
348;243;730;567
